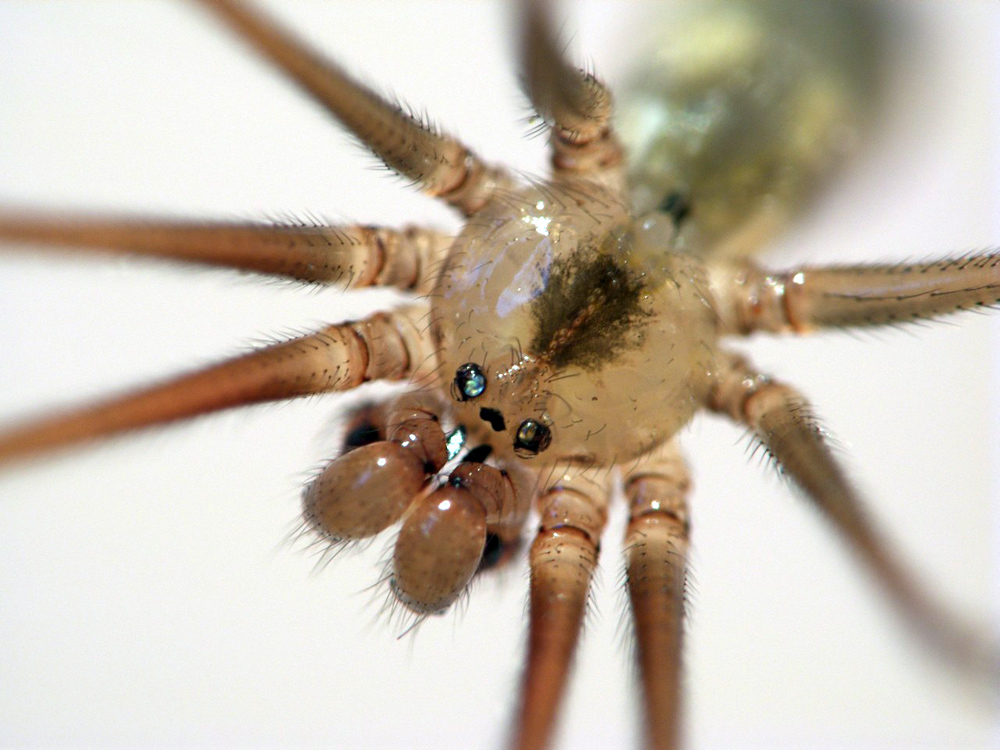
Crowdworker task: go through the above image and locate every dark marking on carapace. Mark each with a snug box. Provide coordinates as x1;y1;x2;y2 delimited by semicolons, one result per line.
528;241;651;370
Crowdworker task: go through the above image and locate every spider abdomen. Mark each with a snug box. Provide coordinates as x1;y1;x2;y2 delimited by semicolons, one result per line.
619;0;883;257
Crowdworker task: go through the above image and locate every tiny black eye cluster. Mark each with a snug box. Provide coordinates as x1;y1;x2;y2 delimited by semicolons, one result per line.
451;363;551;457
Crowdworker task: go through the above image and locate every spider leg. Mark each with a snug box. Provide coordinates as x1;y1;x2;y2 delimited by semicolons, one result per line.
709;251;1000;334
0;213;451;291
0;305;436;466
518;0;623;188
193;0;513;216
707;351;999;685
510;463;611;750
623;440;691;750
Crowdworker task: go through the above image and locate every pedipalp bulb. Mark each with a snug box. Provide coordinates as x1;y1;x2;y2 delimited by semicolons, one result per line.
391;485;487;614
302;442;427;541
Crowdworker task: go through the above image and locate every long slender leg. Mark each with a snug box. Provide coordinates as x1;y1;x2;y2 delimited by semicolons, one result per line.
709;252;1000;334
518;0;623;187
0;213;451;291
510;463;611;750
193;0;513;215
623;440;691;750
0;305;436;465
707;351;999;682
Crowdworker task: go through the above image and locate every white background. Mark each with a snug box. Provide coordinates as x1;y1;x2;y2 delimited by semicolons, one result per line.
0;2;997;749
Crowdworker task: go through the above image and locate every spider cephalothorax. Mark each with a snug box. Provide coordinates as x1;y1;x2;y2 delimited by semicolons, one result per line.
0;2;997;749
434;181;718;464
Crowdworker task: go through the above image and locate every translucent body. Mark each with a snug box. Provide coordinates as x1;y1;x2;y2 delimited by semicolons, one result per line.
618;0;881;257
432;184;720;464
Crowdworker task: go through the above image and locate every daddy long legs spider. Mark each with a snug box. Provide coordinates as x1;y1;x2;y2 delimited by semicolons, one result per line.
0;2;998;748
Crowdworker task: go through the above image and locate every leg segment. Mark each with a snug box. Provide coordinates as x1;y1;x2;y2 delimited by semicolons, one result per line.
510;464;611;750
0;213;451;290
195;0;513;215
624;440;691;750
0;305;436;465
708;352;999;681
709;252;1000;334
518;0;623;185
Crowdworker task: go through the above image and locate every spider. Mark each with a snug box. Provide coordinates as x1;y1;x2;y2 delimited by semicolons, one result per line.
0;2;997;749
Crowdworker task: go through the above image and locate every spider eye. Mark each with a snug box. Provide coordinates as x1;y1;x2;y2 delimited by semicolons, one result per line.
453;363;486;401
514;419;551;457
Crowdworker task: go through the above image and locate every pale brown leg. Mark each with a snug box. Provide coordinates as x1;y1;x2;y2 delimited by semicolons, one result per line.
624;441;691;750
709;252;1000;334
518;0;623;186
0;305;436;465
193;0;513;215
510;464;611;750
708;351;999;683
0;212;451;291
